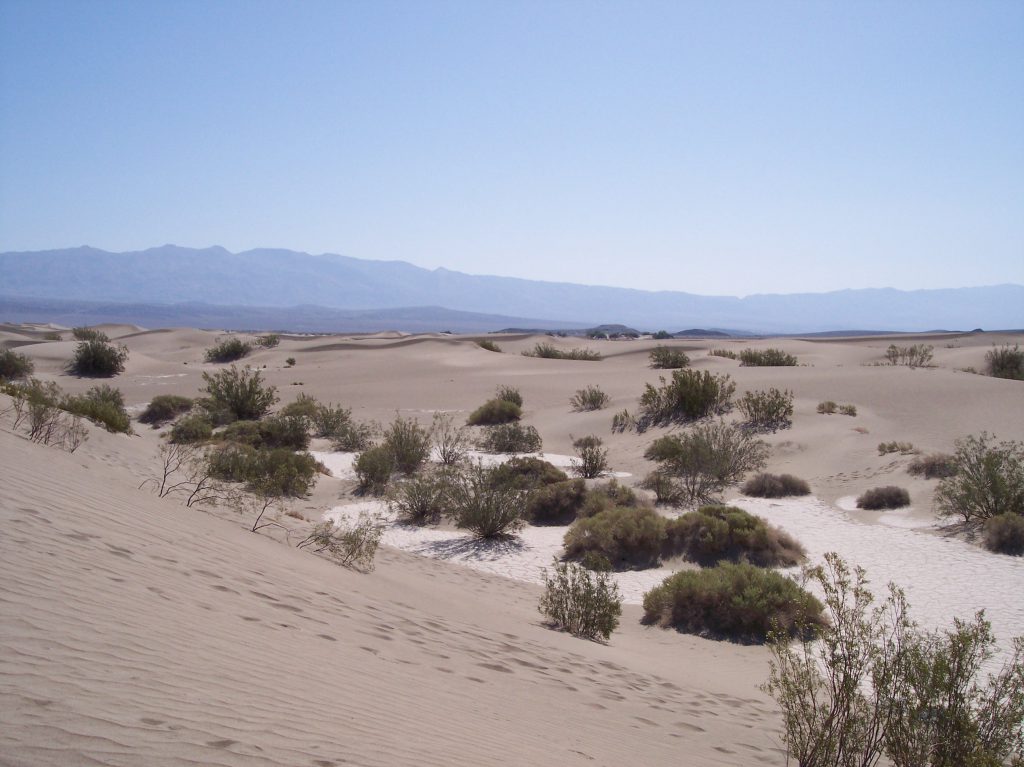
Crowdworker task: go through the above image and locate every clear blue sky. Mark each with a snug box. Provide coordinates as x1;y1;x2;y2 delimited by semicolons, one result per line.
1;0;1021;296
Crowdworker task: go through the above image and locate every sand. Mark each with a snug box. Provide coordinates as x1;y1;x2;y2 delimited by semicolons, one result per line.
2;324;1023;765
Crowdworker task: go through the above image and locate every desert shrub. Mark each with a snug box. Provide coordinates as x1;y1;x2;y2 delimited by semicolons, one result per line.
495;384;523;408
467;398;521;426
478;422;542;453
431;412;469;466
539;561;622;641
389;472;450;525
935;433;1024;524
446;462;526;538
208;444;318;497
649;346;690;369
737;388;794;431
985;343;1024;380
564;506;667;570
906;453;957;479
643;563;823;643
63;384;132;434
570;384;610;411
72;326;109;342
0;348;34;381
200;365;278;421
742;473;811;498
571;435;608;479
69;339;128;377
709;348;738;360
526;479;588;525
983;513;1024;555
644;421;769;507
354;445;395;496
285;357;296;367
640;471;682;505
297;511;383;571
579;479;642;518
476;339;502;353
856;486;910;510
817;400;838;414
381;415;431;475
221;414;309;450
170;413;213;444
489;456;567;491
331;418;377;452
664;505;806;567
838;404;857;416
636;369;736;429
139;394;193;425
5;378;89;452
610;408;635;433
279;392;320;421
254;334;280;348
740;348;798;367
42;332;62;341
522;342;602;361
204;337;252;363
878;441;916;455
884;343;934;368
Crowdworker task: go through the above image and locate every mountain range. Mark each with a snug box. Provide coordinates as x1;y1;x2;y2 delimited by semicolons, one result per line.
1;245;1021;334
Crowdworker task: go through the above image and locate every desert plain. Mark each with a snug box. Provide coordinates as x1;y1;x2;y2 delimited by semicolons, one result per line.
2;324;1023;767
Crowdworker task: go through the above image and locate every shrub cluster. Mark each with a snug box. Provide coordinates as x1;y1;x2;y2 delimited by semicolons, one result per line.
665;505;806;567
652;330;673;340
539;561;622;641
740;348;798;366
354;445;395;495
906;452;956;479
856;486;910;510
467;398;521;425
69;339;129;377
204;337;253;363
207;444;319;497
200;365;278;422
72;326;109;342
522;342;602;361
642;563;824;643
884;343;933;368
636;369;735;429
4;378;89;452
878;441;916;455
737;388;793;431
571;435;608;479
381;415;431;475
488;456;567;491
254;334;280;348
446;461;526;538
0;348;34;381
219;414;310;450
649;346;690;369
569;384;610;411
564;506;667;569
139;394;194;425
742;473;811;498
936;433;1024;524
478;422;542;453
709;348;738;360
170;413;214;444
476;339;502;353
526;479;588;525
817;400;857;416
986;343;1023;380
63;384;132;434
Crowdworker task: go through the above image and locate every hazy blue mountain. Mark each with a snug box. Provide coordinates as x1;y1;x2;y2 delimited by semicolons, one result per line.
1;245;1021;333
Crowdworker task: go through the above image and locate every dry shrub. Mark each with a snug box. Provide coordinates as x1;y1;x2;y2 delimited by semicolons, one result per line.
539;561;622;641
389;472;450;525
571;435;608;478
986;343;1024;380
523;342;602;361
984;513;1024;555
381;415;431;475
0;348;34;381
884;343;933;368
936;433;1024;523
742;472;811;498
663;505;806;567
737;388;794;431
709;349;737;360
431;412;469;466
817;400;838;414
478;422;542;453
611;408;635;433
526;479;588;525
489;456;566;491
495;385;523;407
563;506;666;570
69;339;128;377
446;462;525;538
570;384;610;411
205;337;252;363
636;369;735;430
139;394;193;425
297;512;383;571
354;445;394;496
476;339;502;353
170;413;213;444
906;453;956;479
200;365;278;421
740;348;798;366
878;441;916;455
856;486;910;510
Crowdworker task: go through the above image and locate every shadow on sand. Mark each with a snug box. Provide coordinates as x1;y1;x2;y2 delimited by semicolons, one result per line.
413;535;527;562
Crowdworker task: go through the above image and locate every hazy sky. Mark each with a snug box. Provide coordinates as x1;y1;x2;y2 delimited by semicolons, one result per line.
1;0;1022;297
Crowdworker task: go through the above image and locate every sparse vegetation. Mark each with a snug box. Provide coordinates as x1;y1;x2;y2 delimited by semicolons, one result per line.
219;414;310;450
906;452;957;479
381;415;432;475
742;473;811;498
5;378;88;452
285;357;296;367
42;331;62;341
495;384;523;407
69;338;128;377
446;461;526;538
652;330;673;340
431;412;469;466
169;413;214;444
489;456;567;491
817;400;837;414
570;384;610;411
740;348;798;367
610;408;635;433
737;387;794;431
467;398;521;426
838;404;857;416
539;561;622;641
63;384;132;434
878;441;917;455
72;326;109;342
0;348;34;381
935;433;1024;524
207;443;319;497
579;480;642;518
478;422;542;453
571;435;608;479
709;348;737;359
297;512;383;571
254;334;280;348
389;472;450;525
986;343;1024;380
636;369;735;430
523;342;602;361
200;365;278;422
856;486;910;510
884;343;934;368
476;339;502;353
649;346;690;369
204;337;252;363
139;394;193;426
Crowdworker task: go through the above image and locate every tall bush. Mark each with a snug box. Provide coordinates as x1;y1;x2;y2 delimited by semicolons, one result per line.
649;346;690;369
200;365;278;421
69;339;128;377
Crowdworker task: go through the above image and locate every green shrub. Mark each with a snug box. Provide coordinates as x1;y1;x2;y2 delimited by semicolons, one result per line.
740;348;798;367
579;480;642;518
522;342;602;361
564;506;667;570
382;415;431;475
985;343;1024;380
610;408;635;433
5;378;89;451
643;421;769;507
389;472;450;525
570;384;610;411
884;343;933;368
709;348;738;360
878;441;916;455
570;435;608;479
817;400;838;414
208;444;318;497
446;462;526;538
526;479;588;525
906;453;957;479
279;392;319;421
220;414;309;450
354;445;395;496
652;330;673;340
856;486;910;510
636;369;736;429
838;404;857;416
72;326;109;342
467;398;521;426
254;334;280;348
640;471;682;505
539;561;622;641
200;365;278;421
984;513;1024;555
664;505;806;567
495;385;523;407
205;337;252;363
737;388;794;431
62;384;132;434
139;394;193;425
649;346;690;369
0;348;34;381
478;422;542;453
642;563;824;643
170;413;213;443
69;339;128;377
936;433;1024;524
489;456;567;491
742;473;811;498
476;339;502;353
305;401;375;450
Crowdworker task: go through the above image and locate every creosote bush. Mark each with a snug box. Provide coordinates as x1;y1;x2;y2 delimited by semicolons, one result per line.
539;560;622;641
0;348;34;381
742;472;811;498
936;433;1024;524
737;387;793;431
467;398;521;426
254;334;280;348
817;400;837;414
200;365;278;422
579;479;641;518
478;422;542;453
884;343;934;368
432;412;469;466
522;342;602;361
570;384;610;411
643;563;824;643
906;452;957;479
739;348;798;367
219;414;310;450
475;339;502;353
446;461;526;538
564;506;667;569
4;378;89;452
986;343;1024;380
207;444;319;497
139;394;194;425
838;404;857;416
488;456;567;491
69;339;128;377
665;505;806;567
381;415;432;475
649;346;690;369
610;408;635;433
571;435;608;479
984;513;1024;555
389;472;450;525
856;485;910;510
204;337;252;363
636;369;735;430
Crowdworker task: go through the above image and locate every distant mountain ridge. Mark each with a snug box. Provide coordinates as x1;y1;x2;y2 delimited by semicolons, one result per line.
1;245;1021;333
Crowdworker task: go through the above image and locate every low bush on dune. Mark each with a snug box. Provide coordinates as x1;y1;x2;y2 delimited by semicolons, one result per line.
884;343;933;368
476;339;502;353
742;472;811;498
69;338;129;377
489;456;567;491
467;398;521;426
495;385;523;408
856;486;910;510
219;414;310;450
139;394;193;425
709;348;738;360
170;413;214;444
571;435;608;479
478;422;542;453
570;384;610;411
431;412;469;466
642;563;824;643
207;443;319;497
526;479;588;525
446;462;526;538
817;400;838;414
0;348;34;381
986;343;1024;380
579;479;642;518
42;331;62;341
636;369;735;430
906;452;956;479
4;378;89;452
649;346;690;369
254;334;280;348
389;471;451;525
564;506;667;570
63;384;132;434
663;505;806;567
381;415;431;475
539;560;622;641
737;388;793;431
297;511;383;571
72;326;109;342
984;513;1024;555
639;471;682;505
522;342;602;361
610;408;635;433
878;441;916;456
279;392;319;421
204;337;252;363
740;348;798;367
354;445;395;496
200;365;278;422
838;403;857;416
